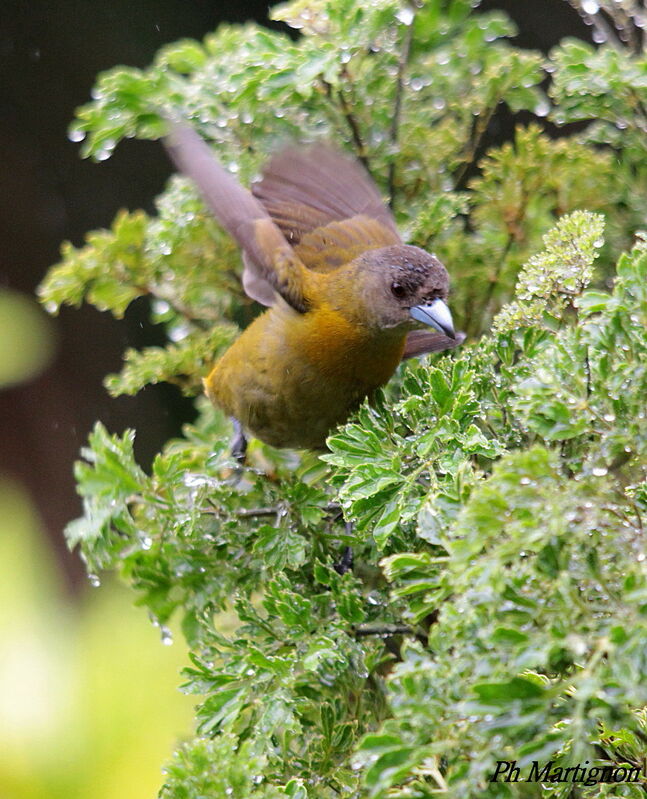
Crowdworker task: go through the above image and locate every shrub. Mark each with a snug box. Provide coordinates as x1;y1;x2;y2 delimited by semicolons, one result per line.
40;1;646;796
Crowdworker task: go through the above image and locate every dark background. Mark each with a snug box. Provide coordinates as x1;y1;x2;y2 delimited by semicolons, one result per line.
0;0;591;587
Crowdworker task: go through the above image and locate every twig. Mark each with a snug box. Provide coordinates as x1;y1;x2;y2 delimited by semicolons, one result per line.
203;501;342;519
235;506;282;518
322;75;371;173
590;9;625;50
387;20;415;209
453;100;499;192
479;230;515;322
584;345;592;398
566;1;623;50
353;625;414;638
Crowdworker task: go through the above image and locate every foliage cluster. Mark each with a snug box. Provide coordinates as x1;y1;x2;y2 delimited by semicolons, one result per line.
39;1;646;797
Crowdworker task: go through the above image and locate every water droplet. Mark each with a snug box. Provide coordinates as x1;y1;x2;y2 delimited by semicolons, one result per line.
396;6;414;25
637;552;645;562
410;78;424;92
153;299;170;315
432;97;446;110
520;477;531;485
534;99;550;117
169;322;190;342
592;29;607;43
68;128;86;143
160;626;173;645
582;0;599;12
88;573;101;587
592;466;608;477
603;413;615;422
141;536;153;550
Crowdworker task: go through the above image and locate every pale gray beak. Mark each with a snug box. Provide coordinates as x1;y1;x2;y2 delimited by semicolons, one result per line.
410;299;455;339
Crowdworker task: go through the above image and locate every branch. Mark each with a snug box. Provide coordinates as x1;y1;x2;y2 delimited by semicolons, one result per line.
387;20;415;209
353;624;414;638
453;100;499;192
478;229;515;321
203;501;342;519
322;76;372;173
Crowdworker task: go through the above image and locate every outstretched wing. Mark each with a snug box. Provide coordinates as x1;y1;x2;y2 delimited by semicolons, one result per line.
164;128;461;359
252;145;399;244
164;122;309;312
252;145;400;276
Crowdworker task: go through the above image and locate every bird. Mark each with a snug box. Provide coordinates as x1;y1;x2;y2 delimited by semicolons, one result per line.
164;123;459;451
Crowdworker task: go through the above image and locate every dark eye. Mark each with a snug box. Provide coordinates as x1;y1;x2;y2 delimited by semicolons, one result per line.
391;282;406;299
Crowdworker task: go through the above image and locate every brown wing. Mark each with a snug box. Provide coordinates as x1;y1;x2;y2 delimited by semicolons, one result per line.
164;122;309;312
246;144;400;297
252;145;400;243
295;215;400;272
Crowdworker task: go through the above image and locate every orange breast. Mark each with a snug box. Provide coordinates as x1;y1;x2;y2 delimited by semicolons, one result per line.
205;303;405;449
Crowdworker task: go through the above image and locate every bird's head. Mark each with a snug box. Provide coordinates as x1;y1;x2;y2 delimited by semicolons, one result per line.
335;244;455;339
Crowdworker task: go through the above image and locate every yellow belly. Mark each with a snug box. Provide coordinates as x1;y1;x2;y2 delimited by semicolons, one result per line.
204;303;405;449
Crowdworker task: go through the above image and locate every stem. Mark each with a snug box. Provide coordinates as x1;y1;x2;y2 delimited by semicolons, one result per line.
590;9;624;51
387;20;415;210
203;501;342;519
235;506;282;518
353;625;413;638
479;231;515;323
322;75;371;173
453;100;499;192
584;345;592;398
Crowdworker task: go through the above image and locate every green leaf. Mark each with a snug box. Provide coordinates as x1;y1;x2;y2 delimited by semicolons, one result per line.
473;676;546;705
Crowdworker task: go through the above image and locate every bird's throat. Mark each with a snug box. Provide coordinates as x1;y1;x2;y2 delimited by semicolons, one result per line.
295;305;406;387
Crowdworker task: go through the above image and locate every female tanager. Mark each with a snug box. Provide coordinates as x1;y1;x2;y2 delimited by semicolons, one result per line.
164;124;457;450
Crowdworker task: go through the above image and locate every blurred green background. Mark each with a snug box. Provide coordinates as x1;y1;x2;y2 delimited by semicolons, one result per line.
0;474;193;799
0;288;193;799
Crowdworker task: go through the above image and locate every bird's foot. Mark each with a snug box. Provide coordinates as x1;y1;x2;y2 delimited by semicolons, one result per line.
334;521;355;574
334;546;354;575
231;418;248;464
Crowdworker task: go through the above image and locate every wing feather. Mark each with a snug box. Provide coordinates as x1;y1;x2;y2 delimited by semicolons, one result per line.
252;145;399;243
164;122;308;311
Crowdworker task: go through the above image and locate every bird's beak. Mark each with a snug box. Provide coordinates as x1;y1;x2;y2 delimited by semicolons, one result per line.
409;299;455;339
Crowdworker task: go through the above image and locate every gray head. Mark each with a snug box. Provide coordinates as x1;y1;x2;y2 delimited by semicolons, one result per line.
336;244;455;337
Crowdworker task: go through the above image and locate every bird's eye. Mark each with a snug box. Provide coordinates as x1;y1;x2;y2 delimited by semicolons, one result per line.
391;282;406;299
